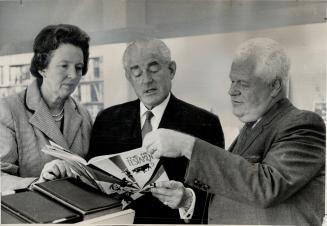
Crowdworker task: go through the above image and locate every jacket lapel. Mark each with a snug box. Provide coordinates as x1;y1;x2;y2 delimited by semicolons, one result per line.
27;80;69;149
228;136;239;152
158;93;176;129
233;98;292;156
63;98;82;149
130;99;142;140
235;123;264;155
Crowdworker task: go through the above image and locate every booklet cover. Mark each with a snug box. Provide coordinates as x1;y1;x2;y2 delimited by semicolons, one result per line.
41;142;169;205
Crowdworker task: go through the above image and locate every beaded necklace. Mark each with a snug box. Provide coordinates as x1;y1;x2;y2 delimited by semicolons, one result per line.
52;108;64;122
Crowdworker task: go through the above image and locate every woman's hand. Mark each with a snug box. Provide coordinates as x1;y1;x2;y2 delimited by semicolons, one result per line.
38;160;73;183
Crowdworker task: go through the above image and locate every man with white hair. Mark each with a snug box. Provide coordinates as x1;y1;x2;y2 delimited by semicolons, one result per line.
145;38;325;225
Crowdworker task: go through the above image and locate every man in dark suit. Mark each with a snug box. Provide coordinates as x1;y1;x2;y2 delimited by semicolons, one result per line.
87;37;224;224
145;38;325;226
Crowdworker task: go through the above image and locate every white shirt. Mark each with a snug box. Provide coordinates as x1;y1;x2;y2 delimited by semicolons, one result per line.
140;93;171;130
245;118;262;129
139;93;195;220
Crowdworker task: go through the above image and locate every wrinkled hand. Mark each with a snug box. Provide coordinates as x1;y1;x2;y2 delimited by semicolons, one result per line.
143;128;195;159
38;159;73;183
151;180;192;210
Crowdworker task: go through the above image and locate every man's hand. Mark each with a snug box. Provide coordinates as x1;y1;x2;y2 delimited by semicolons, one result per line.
151;180;193;210
37;159;73;183
143;128;195;159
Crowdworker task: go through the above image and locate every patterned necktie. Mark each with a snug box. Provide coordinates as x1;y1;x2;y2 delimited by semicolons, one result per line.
142;111;154;139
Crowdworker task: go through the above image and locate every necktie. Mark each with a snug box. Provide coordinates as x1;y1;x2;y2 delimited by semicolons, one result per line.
142;111;154;139
234;122;255;152
241;122;255;144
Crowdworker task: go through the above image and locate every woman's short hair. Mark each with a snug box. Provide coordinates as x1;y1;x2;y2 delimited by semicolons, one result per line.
30;24;90;80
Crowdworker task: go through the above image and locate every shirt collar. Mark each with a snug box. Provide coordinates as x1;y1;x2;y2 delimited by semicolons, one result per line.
140;93;171;126
247;118;261;129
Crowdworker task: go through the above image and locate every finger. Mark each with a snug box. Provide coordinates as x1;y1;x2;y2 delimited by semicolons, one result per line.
69;166;79;178
152;193;168;201
167;180;183;189
48;163;60;177
147;145;157;155
42;171;57;180
151;187;175;196
166;202;178;209
155;181;171;188
143;132;156;151
152;186;183;201
153;149;161;159
151;192;173;205
60;161;72;177
151;191;164;201
37;176;46;183
64;163;73;178
152;194;179;209
56;162;67;178
147;144;157;155
156;180;181;189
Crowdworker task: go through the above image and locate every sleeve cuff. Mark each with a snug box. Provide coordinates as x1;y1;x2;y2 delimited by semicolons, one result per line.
178;188;196;222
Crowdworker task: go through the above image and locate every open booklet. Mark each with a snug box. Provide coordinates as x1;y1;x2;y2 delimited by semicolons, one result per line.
41;141;169;204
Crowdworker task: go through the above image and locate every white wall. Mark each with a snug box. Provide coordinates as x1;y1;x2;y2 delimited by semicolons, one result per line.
0;23;325;148
91;43;129;107
150;23;325;147
91;23;325;148
1;0;325;56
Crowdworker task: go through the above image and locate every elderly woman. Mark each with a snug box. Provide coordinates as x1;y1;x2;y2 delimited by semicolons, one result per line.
0;24;92;192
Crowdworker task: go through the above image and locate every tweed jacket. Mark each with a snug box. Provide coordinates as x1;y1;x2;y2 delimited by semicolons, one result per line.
0;80;92;191
87;94;225;224
185;98;325;225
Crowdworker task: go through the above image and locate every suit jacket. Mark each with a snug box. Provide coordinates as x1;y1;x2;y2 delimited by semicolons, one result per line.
88;94;224;224
185;98;325;225
0;80;92;191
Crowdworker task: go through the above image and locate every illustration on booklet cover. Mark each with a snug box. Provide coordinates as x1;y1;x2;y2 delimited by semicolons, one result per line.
42;141;168;204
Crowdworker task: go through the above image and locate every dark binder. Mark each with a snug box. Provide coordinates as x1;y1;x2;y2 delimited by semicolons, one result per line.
1;190;81;223
1;207;29;224
32;177;122;218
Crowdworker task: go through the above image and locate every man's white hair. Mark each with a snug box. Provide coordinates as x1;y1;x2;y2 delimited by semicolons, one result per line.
234;38;290;87
122;37;171;69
